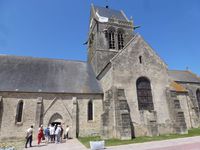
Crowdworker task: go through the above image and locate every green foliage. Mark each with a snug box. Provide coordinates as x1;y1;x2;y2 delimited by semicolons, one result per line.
78;128;200;148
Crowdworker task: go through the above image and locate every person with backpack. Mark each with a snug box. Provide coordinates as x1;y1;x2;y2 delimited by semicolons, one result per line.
44;126;50;144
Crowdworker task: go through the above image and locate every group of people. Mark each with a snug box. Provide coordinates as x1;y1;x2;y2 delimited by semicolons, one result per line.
25;124;70;148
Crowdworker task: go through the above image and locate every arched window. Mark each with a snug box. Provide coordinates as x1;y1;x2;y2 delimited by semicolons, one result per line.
136;77;154;110
196;89;200;109
118;30;124;50
88;100;93;121
16;100;23;123
108;28;115;49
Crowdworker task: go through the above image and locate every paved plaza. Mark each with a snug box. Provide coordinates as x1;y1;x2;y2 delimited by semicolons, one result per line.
24;136;200;150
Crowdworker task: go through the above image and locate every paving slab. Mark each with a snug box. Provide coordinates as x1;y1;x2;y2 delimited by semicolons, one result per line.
23;139;87;150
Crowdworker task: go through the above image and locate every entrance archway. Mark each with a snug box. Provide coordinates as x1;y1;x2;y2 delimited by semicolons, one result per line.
48;113;63;125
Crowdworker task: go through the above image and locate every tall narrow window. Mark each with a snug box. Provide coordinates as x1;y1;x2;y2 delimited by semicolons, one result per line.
196;89;200;109
118;30;124;50
139;56;142;64
108;30;115;49
136;77;154;110
88;100;93;121
16;100;23;123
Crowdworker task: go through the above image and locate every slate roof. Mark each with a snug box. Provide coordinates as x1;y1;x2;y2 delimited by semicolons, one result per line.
93;5;128;21
168;70;200;83
0;55;103;93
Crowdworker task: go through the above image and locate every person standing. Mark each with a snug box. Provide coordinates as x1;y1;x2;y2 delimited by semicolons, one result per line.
60;125;63;142
64;125;70;140
54;125;61;144
49;124;55;142
44;126;50;144
37;125;44;146
25;125;33;148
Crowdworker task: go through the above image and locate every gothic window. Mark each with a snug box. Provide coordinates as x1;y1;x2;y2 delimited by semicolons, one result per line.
88;100;93;121
118;30;124;50
136;77;154;110
108;28;115;49
16;100;23;123
196;89;200;109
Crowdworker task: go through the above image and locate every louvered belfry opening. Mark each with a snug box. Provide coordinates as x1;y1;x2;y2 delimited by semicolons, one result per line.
136;77;154;110
108;29;115;49
118;30;124;50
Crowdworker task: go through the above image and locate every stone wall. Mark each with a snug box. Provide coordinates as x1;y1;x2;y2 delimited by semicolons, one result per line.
77;95;103;137
0;96;4;134
166;91;187;134
103;34;172;136
0;92;103;140
177;94;193;128
101;87;132;140
179;83;200;127
0;92;38;139
99;65;113;92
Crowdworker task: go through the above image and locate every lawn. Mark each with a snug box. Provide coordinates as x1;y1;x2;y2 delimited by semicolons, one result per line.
78;128;200;148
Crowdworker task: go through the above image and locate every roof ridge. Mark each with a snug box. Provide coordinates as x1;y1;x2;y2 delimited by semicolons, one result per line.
186;70;200;79
169;70;199;76
169;70;188;72
0;54;87;63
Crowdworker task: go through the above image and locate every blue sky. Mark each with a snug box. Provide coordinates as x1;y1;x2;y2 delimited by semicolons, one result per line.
0;0;200;75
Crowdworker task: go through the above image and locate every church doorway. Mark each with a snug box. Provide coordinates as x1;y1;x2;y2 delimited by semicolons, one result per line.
51;122;61;126
48;113;63;126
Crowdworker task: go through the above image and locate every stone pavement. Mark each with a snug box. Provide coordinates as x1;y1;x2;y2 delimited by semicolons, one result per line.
23;136;200;150
23;139;87;150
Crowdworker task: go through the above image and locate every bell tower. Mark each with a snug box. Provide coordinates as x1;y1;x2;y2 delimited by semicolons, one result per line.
88;4;134;78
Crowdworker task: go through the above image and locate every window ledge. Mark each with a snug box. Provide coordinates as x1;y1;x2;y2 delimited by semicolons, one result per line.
16;122;23;126
87;120;94;123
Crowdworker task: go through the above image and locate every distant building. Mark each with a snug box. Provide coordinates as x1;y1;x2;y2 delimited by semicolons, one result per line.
0;4;200;140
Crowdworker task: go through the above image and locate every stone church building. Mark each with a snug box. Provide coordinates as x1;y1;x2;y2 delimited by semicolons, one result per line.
0;5;200;140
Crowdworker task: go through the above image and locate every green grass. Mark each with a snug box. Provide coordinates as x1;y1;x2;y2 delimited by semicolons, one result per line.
0;139;25;150
78;128;200;148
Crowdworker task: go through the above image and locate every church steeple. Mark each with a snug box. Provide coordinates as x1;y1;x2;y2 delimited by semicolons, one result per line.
88;4;134;77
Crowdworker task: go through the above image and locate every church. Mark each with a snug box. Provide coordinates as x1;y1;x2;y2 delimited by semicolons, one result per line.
0;4;200;140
